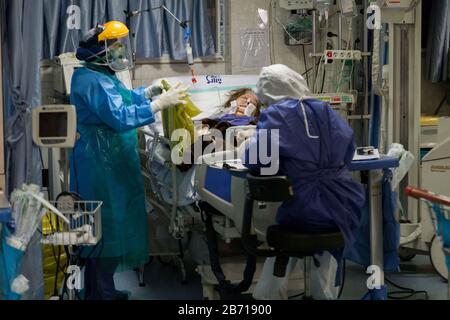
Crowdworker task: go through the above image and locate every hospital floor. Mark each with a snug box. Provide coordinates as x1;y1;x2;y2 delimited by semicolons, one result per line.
114;255;448;301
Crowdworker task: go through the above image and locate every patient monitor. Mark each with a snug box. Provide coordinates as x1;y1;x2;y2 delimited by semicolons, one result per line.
32;105;77;148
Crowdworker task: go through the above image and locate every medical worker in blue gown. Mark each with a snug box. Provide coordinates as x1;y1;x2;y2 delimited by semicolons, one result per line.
70;21;189;300
242;64;366;300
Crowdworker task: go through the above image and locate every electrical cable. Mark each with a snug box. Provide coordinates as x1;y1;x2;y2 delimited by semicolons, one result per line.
288;292;305;300
314;56;325;93
385;277;429;300
269;0;276;64
433;94;448;116
321;65;326;93
338;259;346;299
288;259;347;300
302;44;310;87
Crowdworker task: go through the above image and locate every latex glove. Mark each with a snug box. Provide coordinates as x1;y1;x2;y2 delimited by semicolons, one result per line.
144;83;164;99
151;82;190;114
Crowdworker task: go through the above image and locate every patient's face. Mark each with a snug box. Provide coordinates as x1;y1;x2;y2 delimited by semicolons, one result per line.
235;92;259;117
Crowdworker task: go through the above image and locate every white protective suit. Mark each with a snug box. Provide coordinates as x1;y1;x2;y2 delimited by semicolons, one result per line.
251;64;341;300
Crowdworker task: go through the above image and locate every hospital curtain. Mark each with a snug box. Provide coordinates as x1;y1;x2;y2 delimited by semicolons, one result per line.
129;0;165;59
42;0;216;60
163;0;216;60
42;0;130;59
425;0;450;83
2;0;45;300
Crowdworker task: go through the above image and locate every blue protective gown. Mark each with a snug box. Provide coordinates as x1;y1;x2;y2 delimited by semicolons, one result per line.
70;66;155;272
243;98;365;247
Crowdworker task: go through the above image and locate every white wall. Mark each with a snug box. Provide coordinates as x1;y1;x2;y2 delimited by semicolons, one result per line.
228;0;313;76
132;61;226;88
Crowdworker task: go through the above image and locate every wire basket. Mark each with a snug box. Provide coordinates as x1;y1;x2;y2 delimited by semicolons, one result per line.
41;200;102;247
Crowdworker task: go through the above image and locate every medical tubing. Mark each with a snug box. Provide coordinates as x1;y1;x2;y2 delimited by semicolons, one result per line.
201;202;257;296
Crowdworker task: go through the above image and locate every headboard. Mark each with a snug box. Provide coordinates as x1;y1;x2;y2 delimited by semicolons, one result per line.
148;74;259;132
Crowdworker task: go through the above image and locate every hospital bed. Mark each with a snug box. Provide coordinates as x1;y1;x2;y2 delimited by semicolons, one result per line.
138;75;303;298
137;74;262;284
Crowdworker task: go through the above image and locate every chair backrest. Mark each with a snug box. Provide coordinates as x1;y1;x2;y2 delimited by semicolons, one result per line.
247;174;294;202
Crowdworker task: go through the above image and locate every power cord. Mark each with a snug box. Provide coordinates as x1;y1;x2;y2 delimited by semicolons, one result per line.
288;259;347;300
385;277;429;300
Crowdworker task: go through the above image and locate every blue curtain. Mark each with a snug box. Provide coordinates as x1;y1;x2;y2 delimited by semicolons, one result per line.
129;0;164;59
42;0;215;60
425;0;450;83
2;0;45;300
1;0;216;300
43;0;129;59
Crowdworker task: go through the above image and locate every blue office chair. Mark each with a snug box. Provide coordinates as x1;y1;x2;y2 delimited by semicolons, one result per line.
242;173;345;300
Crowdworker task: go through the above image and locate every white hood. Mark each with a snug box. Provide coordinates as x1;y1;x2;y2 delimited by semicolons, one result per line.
256;64;311;106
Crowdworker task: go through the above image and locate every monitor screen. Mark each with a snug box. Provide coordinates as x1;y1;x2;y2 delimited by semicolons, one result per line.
39;112;68;138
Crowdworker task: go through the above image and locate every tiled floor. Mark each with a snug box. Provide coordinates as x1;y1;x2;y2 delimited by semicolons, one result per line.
114;254;448;300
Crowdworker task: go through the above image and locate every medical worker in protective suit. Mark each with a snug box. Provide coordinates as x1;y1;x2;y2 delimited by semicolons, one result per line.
70;21;189;300
242;65;365;300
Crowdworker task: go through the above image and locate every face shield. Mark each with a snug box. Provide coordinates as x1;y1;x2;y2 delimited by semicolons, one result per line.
104;36;134;72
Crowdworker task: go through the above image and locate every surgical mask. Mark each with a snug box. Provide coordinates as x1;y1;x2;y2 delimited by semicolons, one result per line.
245;103;257;117
229;100;238;114
230;100;257;116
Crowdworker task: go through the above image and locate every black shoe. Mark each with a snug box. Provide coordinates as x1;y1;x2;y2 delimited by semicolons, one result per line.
114;290;130;300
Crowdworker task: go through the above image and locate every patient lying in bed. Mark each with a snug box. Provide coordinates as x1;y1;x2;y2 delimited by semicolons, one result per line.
179;88;261;171
140;88;261;205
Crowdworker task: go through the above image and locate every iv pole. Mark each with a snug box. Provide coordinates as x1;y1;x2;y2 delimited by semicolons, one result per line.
125;5;197;84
